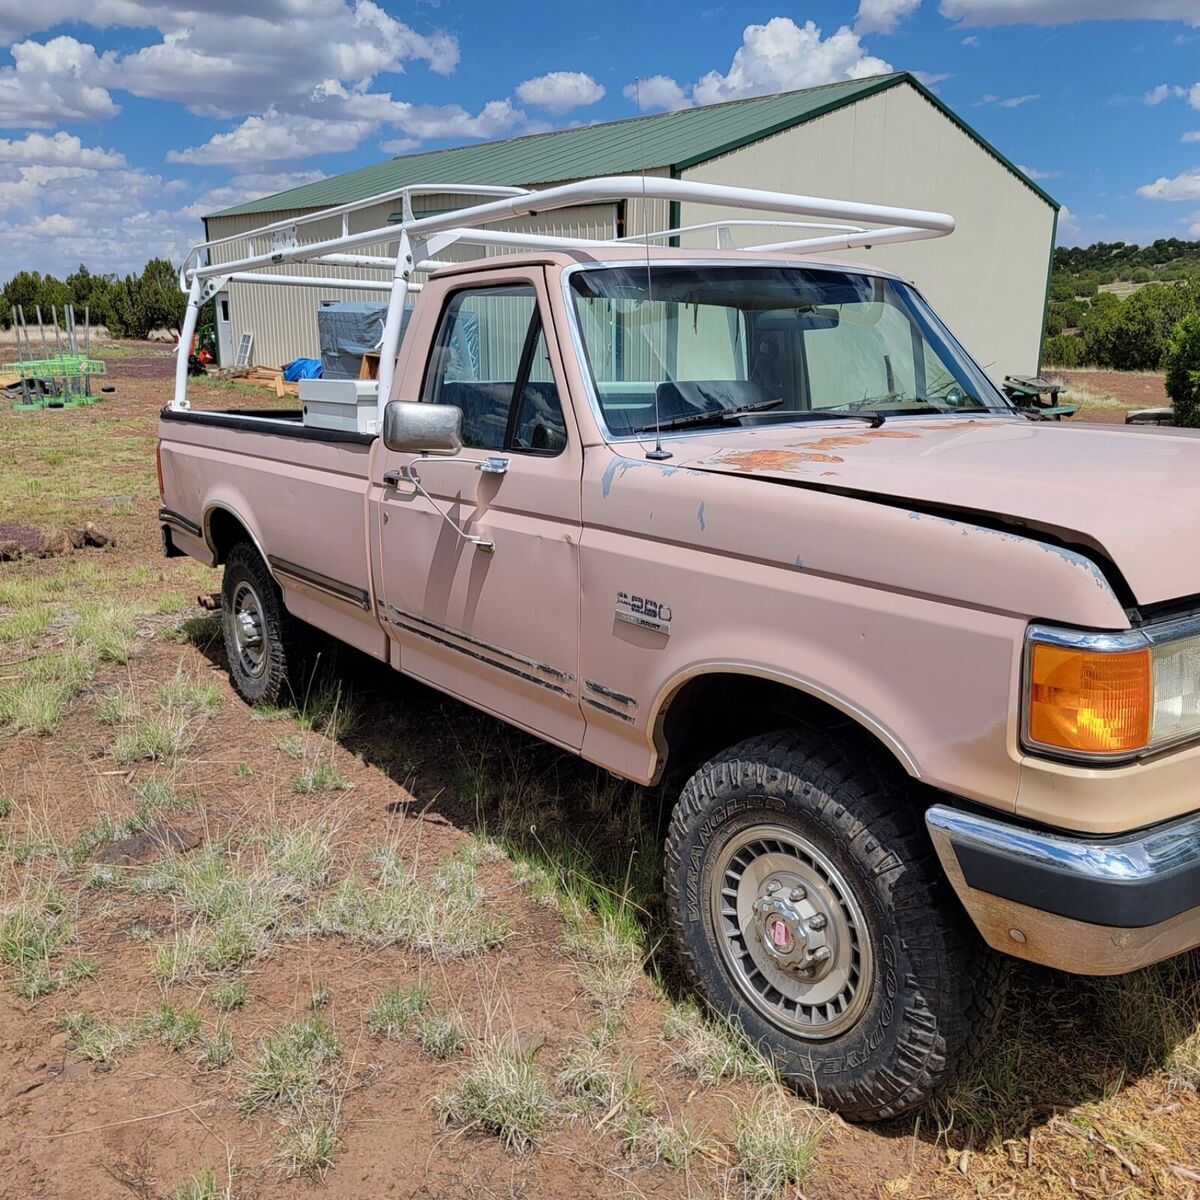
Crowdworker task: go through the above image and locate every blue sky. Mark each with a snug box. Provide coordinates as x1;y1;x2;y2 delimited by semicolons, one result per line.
1;0;1199;277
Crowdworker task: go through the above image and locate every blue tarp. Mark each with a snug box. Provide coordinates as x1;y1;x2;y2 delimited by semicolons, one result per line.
282;357;323;381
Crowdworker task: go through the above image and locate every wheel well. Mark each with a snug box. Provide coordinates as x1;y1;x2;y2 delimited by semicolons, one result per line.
206;507;253;566
656;673;913;788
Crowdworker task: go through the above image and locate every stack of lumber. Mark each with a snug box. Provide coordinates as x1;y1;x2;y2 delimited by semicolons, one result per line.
234;365;300;397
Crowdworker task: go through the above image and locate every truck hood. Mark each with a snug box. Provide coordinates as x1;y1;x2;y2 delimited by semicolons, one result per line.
656;416;1200;608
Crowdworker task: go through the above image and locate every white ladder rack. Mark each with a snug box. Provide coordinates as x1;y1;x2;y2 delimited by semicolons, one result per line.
175;175;955;426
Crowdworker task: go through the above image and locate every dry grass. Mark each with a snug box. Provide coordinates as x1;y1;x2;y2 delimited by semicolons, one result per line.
436;1031;555;1152
662;998;776;1086
734;1088;828;1198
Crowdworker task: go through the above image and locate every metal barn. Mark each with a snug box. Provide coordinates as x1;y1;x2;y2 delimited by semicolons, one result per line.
202;72;1058;380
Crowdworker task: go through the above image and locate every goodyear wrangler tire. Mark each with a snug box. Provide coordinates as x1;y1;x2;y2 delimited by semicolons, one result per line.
664;730;1007;1122
220;542;305;707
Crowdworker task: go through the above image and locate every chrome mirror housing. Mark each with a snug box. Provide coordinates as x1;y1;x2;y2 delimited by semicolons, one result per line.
382;401;462;455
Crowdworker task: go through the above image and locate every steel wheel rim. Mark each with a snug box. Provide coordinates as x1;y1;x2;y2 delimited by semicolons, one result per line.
230;581;267;679
709;822;875;1040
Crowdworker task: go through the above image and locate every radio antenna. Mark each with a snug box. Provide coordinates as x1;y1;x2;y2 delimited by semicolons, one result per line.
635;77;671;461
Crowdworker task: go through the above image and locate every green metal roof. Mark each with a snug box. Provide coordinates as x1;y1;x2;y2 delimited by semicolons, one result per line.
210;72;1057;220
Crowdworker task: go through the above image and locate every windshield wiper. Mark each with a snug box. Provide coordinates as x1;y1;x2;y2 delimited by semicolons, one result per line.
634;400;884;434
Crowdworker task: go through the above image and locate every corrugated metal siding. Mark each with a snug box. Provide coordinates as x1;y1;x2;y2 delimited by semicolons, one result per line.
212;77;897;218
679;85;1056;379
207;198;617;369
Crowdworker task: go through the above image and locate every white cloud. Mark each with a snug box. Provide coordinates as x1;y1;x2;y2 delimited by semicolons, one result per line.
1137;168;1200;201
693;18;892;104
961;34;980;45
0;37;119;128
167;110;376;165
623;75;692;112
0;3;460;135
0;130;124;169
622;19;892;112
1016;163;1062;180
1188;212;1200;237
397;99;522;139
696;18;893;107
380;136;422;154
180;171;327;222
855;0;921;34
1183;130;1200;142
913;71;953;86
978;91;1041;107
1145;84;1184;104
515;71;605;114
1056;204;1083;244
112;2;458;115
0;157;195;276
941;0;1200;25
167;90;525;165
28;212;83;237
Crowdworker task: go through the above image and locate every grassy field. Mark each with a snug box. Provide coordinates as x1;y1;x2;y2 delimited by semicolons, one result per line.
2;347;1200;1198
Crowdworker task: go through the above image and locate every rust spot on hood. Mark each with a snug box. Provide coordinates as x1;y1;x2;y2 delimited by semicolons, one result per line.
714;449;844;472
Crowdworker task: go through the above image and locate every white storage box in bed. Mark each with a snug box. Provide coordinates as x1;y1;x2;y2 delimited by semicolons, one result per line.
299;378;379;434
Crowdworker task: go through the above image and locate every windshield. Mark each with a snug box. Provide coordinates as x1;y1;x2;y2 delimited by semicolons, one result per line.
568;265;1012;437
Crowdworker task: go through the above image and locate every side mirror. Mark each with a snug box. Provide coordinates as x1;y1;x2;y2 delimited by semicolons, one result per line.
382;401;463;455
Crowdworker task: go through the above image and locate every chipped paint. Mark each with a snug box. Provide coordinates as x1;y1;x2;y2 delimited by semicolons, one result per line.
601;455;679;497
906;509;1116;593
794;556;804;568
697;502;706;532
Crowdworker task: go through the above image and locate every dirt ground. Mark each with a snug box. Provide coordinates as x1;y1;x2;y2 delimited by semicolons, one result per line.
1049;369;1170;424
2;349;1200;1200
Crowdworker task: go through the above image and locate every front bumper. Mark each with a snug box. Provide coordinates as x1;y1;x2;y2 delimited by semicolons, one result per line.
927;804;1200;975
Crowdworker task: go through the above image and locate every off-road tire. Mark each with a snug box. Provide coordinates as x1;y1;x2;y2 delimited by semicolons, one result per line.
220;542;305;707
664;730;1007;1122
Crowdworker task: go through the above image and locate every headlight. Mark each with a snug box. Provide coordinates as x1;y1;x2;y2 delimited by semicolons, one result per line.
1024;618;1200;760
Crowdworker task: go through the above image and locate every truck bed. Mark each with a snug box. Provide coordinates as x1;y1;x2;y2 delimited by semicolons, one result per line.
157;406;387;661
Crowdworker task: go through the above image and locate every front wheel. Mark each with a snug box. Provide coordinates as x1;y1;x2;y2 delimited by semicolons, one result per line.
664;731;1007;1121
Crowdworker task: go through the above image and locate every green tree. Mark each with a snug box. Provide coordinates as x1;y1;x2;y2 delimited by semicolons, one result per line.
1166;312;1200;428
1043;333;1084;368
1082;283;1195;370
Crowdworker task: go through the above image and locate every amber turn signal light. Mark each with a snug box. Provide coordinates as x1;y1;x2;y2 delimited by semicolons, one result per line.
1027;643;1152;755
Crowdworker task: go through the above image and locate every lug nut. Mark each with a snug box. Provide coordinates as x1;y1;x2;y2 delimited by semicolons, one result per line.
766;880;780;895
789;886;807;902
807;914;827;931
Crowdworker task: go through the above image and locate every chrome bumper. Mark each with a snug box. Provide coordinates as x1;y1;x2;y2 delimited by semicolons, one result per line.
926;804;1200;975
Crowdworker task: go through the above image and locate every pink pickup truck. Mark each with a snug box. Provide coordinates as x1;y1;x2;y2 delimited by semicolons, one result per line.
159;178;1200;1121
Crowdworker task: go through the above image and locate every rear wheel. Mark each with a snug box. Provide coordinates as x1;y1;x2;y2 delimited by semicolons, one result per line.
220;542;303;706
664;730;1007;1121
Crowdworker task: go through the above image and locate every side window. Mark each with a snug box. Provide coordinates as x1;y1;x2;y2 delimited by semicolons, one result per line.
422;285;566;454
510;326;567;452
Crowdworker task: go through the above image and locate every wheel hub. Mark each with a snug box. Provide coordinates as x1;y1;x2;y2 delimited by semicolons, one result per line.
236;609;262;647
750;882;833;979
230;581;267;678
710;824;874;1040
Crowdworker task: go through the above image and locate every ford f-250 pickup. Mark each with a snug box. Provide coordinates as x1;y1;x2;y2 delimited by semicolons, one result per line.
158;177;1200;1121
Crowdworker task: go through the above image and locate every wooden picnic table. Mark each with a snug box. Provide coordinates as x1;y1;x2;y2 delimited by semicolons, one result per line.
1002;374;1077;420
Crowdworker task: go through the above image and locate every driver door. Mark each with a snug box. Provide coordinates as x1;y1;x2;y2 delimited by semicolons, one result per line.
375;270;584;751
